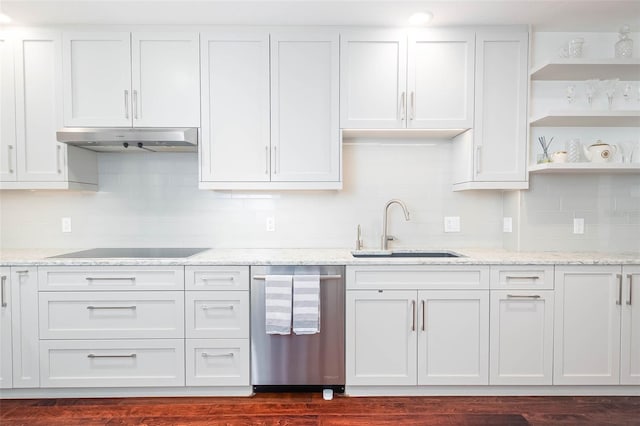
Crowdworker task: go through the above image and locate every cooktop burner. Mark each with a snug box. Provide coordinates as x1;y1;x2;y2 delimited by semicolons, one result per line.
49;248;209;259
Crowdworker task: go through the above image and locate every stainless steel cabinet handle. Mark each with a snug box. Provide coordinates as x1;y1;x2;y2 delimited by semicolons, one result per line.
133;90;139;119
252;275;341;281
7;145;13;173
87;305;137;310
201;305;234;310
56;145;62;174
124;90;129;119
421;300;425;331
202;276;235;282
617;274;623;305
506;276;540;280
16;270;29;274
273;146;278;174
201;352;234;358
88;353;136;359
411;300;416;331
410;91;415;120
1;276;7;308
86;277;136;281
507;294;541;299
265;146;269;175
400;92;406;121
476;146;482;174
627;274;633;306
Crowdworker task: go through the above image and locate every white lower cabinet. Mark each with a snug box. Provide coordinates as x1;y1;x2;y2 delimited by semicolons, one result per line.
0;268;13;388
490;290;554;385
185;266;250;387
10;268;40;388
554;265;639;385
346;265;490;387
39;339;185;387
186;339;250;387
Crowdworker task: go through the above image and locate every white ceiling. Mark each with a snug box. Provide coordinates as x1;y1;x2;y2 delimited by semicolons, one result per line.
1;0;639;31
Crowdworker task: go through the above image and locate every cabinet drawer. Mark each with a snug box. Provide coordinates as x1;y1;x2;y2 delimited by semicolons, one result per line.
38;266;184;291
39;291;184;339
346;265;489;290
40;339;185;388
185;266;249;291
186;291;249;339
186;339;250;387
490;266;554;290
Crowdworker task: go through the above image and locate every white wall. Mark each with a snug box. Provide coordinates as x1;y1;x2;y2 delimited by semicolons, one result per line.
0;141;506;249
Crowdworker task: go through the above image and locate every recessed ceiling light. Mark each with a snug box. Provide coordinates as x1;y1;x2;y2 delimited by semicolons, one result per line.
0;13;12;24
409;12;433;26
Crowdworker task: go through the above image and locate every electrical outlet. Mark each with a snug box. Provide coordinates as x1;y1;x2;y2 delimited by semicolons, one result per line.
266;216;275;232
444;216;460;233
503;217;513;233
61;217;72;233
573;218;584;234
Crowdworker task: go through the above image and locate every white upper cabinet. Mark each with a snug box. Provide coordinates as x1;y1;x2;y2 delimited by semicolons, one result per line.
340;30;406;129
200;31;271;183
200;30;340;190
0;34;16;182
452;30;529;191
1;31;97;190
340;29;474;130
62;32;199;128
407;29;474;129
270;31;340;183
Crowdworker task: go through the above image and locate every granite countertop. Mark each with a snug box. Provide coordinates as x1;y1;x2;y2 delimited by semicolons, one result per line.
1;248;639;266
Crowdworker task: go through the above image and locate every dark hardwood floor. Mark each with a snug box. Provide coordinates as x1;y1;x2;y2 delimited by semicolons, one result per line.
1;393;639;425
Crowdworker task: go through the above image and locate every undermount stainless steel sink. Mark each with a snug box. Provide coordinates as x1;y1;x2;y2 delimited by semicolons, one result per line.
351;250;464;258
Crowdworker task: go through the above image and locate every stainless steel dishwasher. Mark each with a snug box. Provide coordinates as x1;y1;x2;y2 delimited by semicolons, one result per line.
250;265;345;392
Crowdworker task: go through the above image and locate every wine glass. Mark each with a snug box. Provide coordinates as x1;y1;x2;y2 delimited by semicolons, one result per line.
584;79;599;108
601;79;619;110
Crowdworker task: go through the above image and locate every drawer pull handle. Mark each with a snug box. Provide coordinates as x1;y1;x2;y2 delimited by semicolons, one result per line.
86;277;136;281
88;353;137;359
202;277;235;282
202;352;234;358
16;270;29;274
201;305;234;310
1;276;7;307
505;276;540;280
506;294;541;299
87;305;137;310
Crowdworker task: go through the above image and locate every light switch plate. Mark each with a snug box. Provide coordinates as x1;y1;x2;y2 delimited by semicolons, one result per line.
444;216;460;233
503;217;513;233
573;218;584;234
61;217;71;233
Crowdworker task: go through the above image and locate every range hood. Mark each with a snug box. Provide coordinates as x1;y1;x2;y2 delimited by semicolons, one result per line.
56;128;198;152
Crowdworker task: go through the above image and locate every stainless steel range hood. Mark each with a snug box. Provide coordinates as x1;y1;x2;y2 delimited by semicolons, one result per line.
56;128;198;152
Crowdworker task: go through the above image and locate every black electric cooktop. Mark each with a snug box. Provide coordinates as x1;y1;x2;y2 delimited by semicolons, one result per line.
49;248;209;259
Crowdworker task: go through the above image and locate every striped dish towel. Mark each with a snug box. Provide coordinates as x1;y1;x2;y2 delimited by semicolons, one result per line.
265;275;293;335
293;275;321;335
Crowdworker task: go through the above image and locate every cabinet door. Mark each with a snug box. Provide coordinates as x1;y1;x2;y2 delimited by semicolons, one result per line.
131;32;200;127
621;265;640;385
62;32;131;127
346;290;417;386
554;266;621;385
0;268;12;388
0;35;16;181
340;30;406;129
407;29;474;129
473;31;528;182
200;32;270;182
490;290;554;385
11;267;39;388
270;31;340;182
14;32;66;182
417;290;489;385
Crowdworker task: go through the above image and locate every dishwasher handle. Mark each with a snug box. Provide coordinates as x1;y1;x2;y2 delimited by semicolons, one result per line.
252;275;342;281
